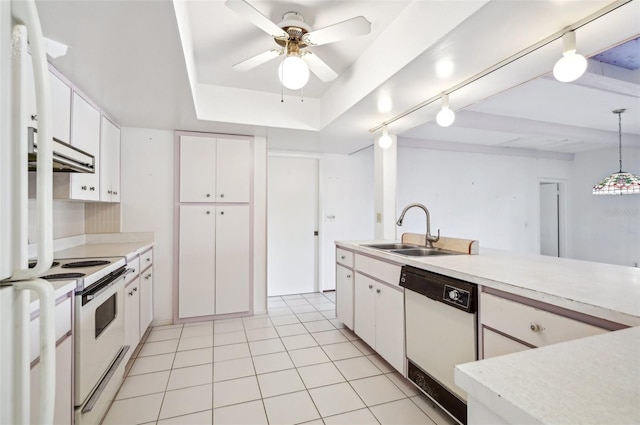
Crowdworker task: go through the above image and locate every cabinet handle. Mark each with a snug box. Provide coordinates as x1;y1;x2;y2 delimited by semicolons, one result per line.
220;193;225;198
128;291;133;296
31;114;38;121
114;191;118;195
368;284;373;289
206;193;211;198
346;274;351;278
206;211;210;215
133;287;138;292
108;190;112;194
81;185;87;190
220;211;225;215
376;288;381;294
341;256;345;259
529;323;543;332
89;186;95;191
146;258;150;262
145;274;151;279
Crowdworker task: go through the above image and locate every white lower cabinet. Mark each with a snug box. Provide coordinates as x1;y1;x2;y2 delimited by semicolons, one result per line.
336;264;354;329
124;277;140;365
179;205;250;319
353;272;405;373
139;265;154;336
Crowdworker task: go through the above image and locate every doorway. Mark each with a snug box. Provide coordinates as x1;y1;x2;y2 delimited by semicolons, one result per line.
540;182;561;257
267;155;319;296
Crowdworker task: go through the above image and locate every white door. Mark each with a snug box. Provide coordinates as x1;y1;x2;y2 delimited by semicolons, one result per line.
180;136;216;203
335;265;354;329
540;183;559;257
216;138;251;203
353;273;376;349
70;93;100;200
267;156;318;296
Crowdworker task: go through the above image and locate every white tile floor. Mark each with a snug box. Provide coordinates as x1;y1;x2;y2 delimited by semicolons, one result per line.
103;292;457;425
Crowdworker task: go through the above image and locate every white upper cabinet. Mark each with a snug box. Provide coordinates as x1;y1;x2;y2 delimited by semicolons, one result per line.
180;136;217;203
69;93;100;201
50;71;71;144
100;116;121;202
179;136;250;203
216;138;251;203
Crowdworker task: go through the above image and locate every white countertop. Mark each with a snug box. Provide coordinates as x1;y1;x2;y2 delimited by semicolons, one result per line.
336;240;640;327
454;326;640;425
55;241;153;261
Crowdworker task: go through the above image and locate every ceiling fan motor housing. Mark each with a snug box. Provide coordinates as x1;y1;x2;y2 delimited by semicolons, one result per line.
276;11;311;51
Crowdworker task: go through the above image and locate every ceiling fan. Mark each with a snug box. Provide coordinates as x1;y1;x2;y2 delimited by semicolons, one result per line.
225;0;371;90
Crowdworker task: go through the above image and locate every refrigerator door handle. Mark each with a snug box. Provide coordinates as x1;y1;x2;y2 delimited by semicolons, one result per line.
10;0;53;281
15;279;55;425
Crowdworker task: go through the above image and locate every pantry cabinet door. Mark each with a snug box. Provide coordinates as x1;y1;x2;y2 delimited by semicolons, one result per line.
179;205;216;318
216;138;251;203
180;136;216;203
215;205;250;314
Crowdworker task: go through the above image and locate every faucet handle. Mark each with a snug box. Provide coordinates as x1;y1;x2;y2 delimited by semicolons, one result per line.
427;229;440;243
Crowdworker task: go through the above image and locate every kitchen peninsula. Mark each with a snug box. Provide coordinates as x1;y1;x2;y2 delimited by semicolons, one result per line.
335;240;640;425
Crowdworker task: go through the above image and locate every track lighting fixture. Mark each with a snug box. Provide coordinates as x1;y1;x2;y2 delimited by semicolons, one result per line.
436;94;455;127
553;31;587;83
378;125;393;149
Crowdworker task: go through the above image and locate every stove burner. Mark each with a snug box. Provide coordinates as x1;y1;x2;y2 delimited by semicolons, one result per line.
28;261;60;269
62;260;111;269
41;272;85;280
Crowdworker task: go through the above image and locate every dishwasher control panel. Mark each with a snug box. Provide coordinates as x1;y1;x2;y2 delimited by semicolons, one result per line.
443;285;471;309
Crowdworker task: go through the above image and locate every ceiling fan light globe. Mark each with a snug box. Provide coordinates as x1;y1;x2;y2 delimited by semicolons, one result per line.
278;56;309;90
436;107;455;127
553;51;587;82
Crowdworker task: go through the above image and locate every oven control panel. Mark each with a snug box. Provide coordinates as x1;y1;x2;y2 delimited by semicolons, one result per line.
443;285;471;309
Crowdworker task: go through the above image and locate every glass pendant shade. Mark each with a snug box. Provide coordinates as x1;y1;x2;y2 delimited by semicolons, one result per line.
378;125;393;149
592;109;640;195
553;32;587;83
278;55;309;90
436;94;455;127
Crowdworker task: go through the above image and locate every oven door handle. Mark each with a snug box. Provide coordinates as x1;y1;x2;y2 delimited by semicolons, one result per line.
81;345;129;414
83;268;133;302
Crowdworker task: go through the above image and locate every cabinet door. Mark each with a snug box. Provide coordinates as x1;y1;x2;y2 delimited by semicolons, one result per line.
336;265;354;329
216;138;251;203
483;328;531;359
30;336;73;425
100;116;121;202
125;279;141;358
375;285;405;373
70;93;100;200
139;266;154;336
179;205;216;318
215;205;250;314
50;71;71;144
354;273;376;349
180;136;216;202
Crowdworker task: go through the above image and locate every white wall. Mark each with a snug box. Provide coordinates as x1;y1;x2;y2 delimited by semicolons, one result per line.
319;149;375;290
396;147;571;254
120;128;175;324
568;147;640;267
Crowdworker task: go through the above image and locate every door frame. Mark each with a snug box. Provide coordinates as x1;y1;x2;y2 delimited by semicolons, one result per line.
267;151;321;295
538;178;567;258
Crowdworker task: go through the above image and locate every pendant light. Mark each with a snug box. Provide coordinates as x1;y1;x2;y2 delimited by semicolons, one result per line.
553;31;587;83
592;109;640;195
436;94;455;127
378;125;393;149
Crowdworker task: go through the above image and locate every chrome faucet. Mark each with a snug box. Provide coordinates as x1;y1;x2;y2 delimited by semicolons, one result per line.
396;203;440;248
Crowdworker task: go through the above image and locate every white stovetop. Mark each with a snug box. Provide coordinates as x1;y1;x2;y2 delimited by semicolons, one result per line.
336;241;640;327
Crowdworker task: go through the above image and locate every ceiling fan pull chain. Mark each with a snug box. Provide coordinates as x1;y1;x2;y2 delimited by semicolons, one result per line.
301;86;304;103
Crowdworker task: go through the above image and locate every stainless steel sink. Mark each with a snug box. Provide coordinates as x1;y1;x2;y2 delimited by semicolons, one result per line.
389;247;460;257
363;243;418;250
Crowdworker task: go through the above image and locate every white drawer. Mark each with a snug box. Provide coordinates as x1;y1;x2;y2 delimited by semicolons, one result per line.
336;248;354;268
355;254;401;286
482;328;531;359
125;256;140;285
480;292;608;348
140;248;153;270
30;296;72;363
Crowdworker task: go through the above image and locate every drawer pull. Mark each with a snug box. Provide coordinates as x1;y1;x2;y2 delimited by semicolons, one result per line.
530;323;543;332
346;274;351;278
376;289;381;294
341;255;346;259
368;284;373;289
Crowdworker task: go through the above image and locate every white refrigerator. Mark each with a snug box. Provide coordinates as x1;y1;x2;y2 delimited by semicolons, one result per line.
0;0;57;424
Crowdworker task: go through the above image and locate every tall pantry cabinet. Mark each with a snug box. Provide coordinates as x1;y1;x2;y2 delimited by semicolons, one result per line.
176;134;252;320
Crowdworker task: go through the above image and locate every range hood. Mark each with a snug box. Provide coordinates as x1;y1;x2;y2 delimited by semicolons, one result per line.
27;127;95;173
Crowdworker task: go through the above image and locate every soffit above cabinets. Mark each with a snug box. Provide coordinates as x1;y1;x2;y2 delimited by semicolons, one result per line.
37;0;639;155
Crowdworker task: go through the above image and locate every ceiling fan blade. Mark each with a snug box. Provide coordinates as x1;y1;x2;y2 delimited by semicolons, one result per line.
233;49;282;72
303;52;338;82
303;16;371;46
225;0;288;38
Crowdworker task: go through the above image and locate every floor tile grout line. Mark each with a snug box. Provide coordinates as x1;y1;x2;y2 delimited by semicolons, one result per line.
153;325;183;423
